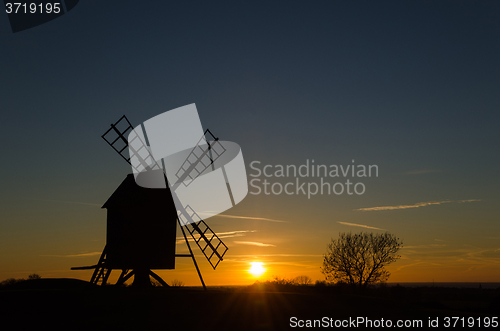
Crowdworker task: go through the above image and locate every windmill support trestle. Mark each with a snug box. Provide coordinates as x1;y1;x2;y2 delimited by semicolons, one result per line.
71;218;208;289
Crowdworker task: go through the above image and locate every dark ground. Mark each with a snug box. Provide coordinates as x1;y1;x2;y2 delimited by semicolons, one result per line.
0;279;499;330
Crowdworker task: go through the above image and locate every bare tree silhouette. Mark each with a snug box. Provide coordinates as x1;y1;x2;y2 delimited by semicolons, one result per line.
321;232;402;287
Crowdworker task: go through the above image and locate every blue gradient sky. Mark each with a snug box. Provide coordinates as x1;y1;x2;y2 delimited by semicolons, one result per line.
1;1;499;285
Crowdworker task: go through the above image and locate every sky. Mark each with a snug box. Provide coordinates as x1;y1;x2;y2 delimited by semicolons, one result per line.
0;0;499;286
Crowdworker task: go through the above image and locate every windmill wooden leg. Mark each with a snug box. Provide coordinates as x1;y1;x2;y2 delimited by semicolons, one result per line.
102;269;112;285
150;270;169;287
90;267;100;284
116;269;130;286
119;270;135;285
93;267;107;286
90;246;108;285
92;267;105;285
179;218;207;291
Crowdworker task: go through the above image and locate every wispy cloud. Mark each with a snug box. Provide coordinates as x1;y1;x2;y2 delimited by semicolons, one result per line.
402;244;500;267
403;169;440;175
213;214;286;223
41;252;102;258
458;199;481;203
356;200;451;211
404;244;448;249
261;261;319;268
222;258;318;268
393;261;427;271
337;221;385;230
233;241;276;247
176;230;256;244
355;199;480;212
228;254;323;257
217;230;257;237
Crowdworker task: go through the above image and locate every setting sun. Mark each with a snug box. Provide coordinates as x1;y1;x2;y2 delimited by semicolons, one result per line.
248;262;266;278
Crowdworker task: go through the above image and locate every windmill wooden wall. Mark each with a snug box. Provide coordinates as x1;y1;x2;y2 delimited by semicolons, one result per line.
102;174;177;270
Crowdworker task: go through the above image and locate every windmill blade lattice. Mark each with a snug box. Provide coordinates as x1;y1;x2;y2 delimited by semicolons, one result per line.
102;115;162;173
101;115;134;164
177;205;228;269
173;129;226;189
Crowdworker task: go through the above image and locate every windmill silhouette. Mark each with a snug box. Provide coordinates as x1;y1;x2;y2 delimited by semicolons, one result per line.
71;109;244;288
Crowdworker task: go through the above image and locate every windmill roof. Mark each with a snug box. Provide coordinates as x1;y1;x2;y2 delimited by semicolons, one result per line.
102;174;171;209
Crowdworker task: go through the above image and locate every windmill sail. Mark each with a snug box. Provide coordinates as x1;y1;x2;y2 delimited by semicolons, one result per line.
101;115;134;165
177;205;228;269
102;115;162;173
173;129;226;189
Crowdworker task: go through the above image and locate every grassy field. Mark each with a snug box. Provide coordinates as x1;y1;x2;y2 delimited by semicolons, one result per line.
0;279;499;330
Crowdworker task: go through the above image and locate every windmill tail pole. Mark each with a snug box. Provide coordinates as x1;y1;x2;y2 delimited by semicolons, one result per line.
178;217;207;291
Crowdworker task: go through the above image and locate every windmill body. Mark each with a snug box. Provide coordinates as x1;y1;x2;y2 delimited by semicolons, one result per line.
103;174;177;271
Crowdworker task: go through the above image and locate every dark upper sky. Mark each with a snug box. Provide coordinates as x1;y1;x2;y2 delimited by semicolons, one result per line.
1;1;499;283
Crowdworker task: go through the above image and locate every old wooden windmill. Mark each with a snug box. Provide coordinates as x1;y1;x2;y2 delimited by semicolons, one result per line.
72;105;247;288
